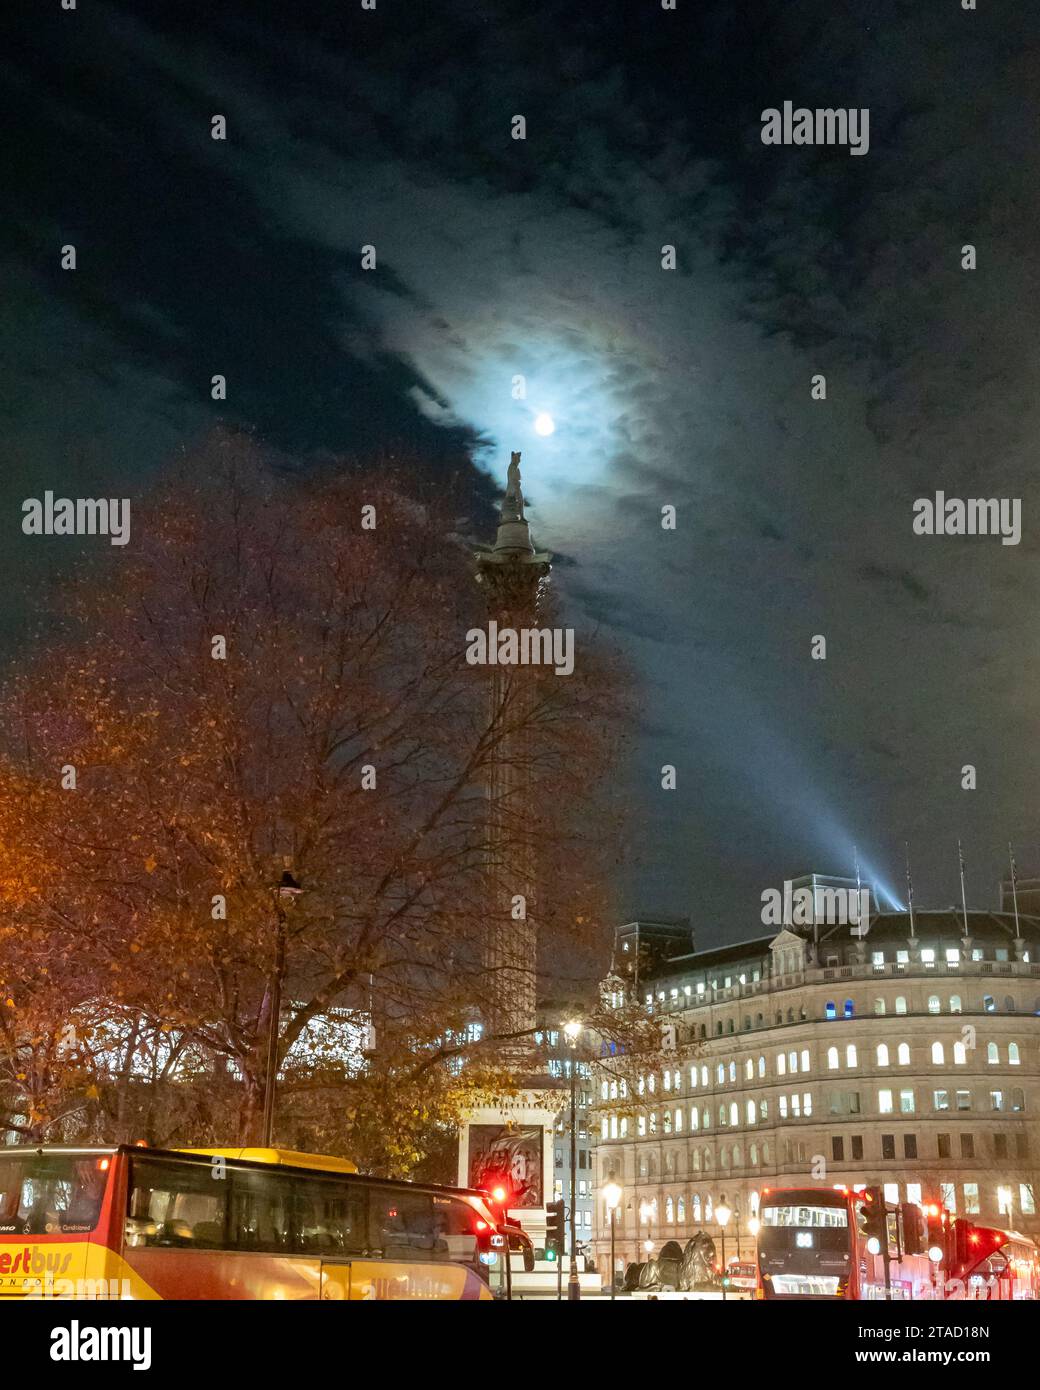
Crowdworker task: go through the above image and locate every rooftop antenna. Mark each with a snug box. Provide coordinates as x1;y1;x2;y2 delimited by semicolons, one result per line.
1008;842;1021;936
904;840;916;938
957;839;969;937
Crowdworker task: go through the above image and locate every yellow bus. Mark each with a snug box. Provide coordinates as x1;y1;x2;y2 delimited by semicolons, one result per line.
0;1144;515;1300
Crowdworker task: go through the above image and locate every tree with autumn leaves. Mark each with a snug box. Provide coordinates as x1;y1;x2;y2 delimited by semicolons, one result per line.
0;432;630;1174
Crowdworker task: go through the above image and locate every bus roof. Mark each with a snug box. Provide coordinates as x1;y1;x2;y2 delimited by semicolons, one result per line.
176;1147;358;1174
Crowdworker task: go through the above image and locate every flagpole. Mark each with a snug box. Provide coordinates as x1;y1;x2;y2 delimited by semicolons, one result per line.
1008;842;1021;936
957;839;969;937
905;841;915;938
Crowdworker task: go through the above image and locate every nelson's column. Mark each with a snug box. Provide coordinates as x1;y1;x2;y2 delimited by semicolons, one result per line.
457;452;560;1254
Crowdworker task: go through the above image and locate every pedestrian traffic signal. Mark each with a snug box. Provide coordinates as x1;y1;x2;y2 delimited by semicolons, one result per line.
545;1199;566;1258
858;1186;887;1251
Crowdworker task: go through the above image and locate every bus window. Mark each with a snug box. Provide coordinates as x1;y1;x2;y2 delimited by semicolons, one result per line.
369;1186;444;1260
431;1194;480;1266
0;1152;108;1236
292;1178;366;1256
128;1155;229;1248
228;1168;293;1252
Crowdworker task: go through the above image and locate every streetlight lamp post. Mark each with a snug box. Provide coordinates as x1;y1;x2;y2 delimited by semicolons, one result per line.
260;870;302;1147
603;1181;622;1301
716;1202;732;1301
563;1020;582;1302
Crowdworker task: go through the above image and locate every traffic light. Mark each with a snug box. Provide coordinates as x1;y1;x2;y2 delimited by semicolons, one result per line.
858;1186;887;1252
900;1202;928;1256
922;1201;947;1262
481;1172;513;1210
545;1199;566;1259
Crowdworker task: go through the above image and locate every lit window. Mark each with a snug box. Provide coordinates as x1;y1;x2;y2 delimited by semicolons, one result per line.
846;1044;857;1067
747;1100;756;1125
777;1053;786;1076
898;1043;911;1066
987;1042;999;1064
953;1041;966;1065
874;998;886;1016
1009;1043;1021;1065
946;948;960;964
638;1115;646;1136
779;1096;788;1119
675;1108;683;1132
843;999;854;1018
997;1186;1013;1217
877;1043;889;1067
745;1059;753;1080
827;1046;839;1070
801;1049;810;1072
690;1106;699;1131
950;995;962;1014
803;1092;812;1116
990;1091;1004;1112
899;1089;915;1114
1020;1185;1035;1216
788;1051;798;1074
758;1056;765;1078
934;1090;949;1110
825;1001;836;1020
878;1089;894;1114
883;1182;900;1205
963;1183;980;1215
895;996;907;1016
931;1042;944;1065
921;949;935;965
906;1183;922;1205
730;1101;739;1126
927;995;940;1015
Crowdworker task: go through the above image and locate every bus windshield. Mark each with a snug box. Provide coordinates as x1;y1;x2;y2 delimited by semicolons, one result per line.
0;1152;110;1235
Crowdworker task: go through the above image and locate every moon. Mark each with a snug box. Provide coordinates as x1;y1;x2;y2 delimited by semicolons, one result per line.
534;411;555;436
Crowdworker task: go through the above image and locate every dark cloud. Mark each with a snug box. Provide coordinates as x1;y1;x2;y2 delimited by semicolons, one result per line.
5;0;1040;942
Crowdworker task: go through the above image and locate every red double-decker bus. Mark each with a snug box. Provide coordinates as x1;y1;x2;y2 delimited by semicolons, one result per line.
756;1186;1039;1300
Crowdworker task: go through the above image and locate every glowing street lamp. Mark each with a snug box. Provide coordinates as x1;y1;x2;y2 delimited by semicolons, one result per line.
603;1181;622;1301
716;1202;732;1301
563;1020;582;1301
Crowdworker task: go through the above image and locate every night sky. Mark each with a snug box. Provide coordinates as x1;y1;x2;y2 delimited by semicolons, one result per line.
5;1;1040;947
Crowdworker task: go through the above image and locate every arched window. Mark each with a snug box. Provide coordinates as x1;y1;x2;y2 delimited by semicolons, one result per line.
719;1147;728;1171
950;995;962;1014
827;1046;839;1070
761;1141;771;1165
1005;995;1016;1012
718;1104;726;1126
898;1043;911;1065
732;1144;743;1168
1011;1088;1024;1112
610;1115;618;1139
692;1150;702;1172
825;1001;836;1020
877;1043;889;1066
874;998;886;1016
984;995;995;1013
648;1155;657;1178
705;1196;714;1222
677;1196;686;1222
749;1142;759;1166
928;995;941;1014
665;1196;675;1223
786;1009;794;1023
778;1053;787;1076
758;1055;766;1078
692;1194;702;1220
843;999;854;1018
691;1106;699;1131
601;1080;609;1100
953;1041;966;1064
759;1099;769;1122
729;1061;737;1083
675;1107;684;1132
717;1063;725;1084
729;1101;739;1127
745;1058;754;1080
620;1117;628;1137
987;1042;999;1064
1009;1043;1021;1065
727;1018;735;1033
895;996;907;1015
747;1099;756;1125
846;1043;857;1067
931;1041;945;1065
756;1013;764;1027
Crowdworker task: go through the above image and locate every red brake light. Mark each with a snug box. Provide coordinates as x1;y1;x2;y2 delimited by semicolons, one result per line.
475;1219;488;1231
